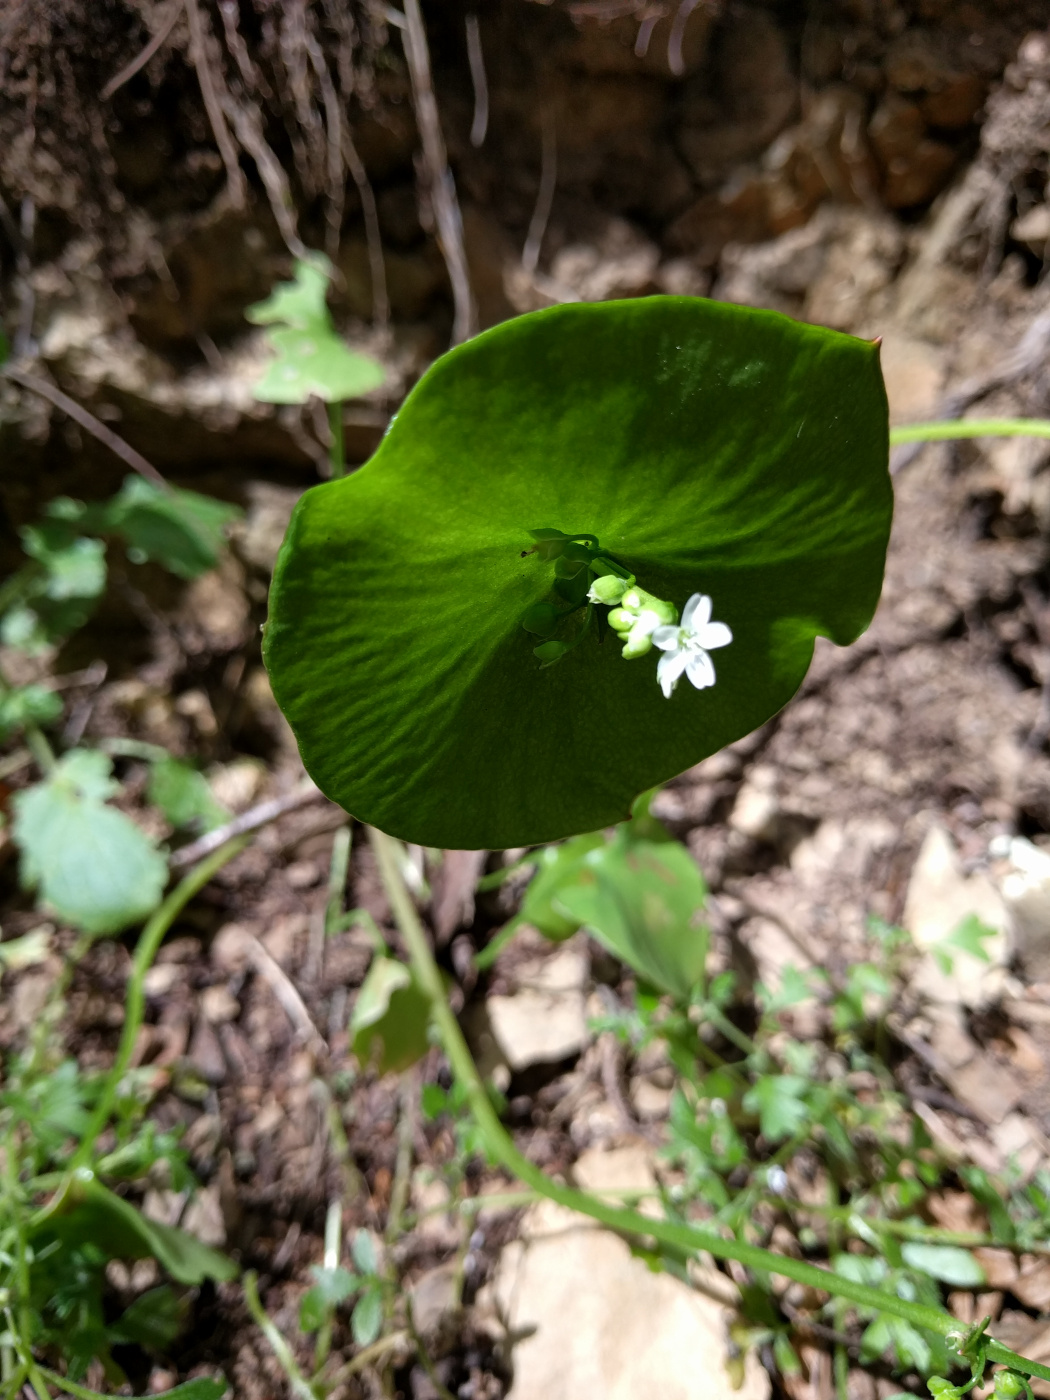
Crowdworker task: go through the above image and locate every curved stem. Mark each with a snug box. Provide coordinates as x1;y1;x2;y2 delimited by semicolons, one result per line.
367;826;1050;1386
71;836;249;1170
890;419;1050;445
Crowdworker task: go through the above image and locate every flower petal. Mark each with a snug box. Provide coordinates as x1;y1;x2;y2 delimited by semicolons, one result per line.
680;593;703;631
696;620;732;650
632;608;662;638
685;648;716;689
652;625;681;651
657;649;688;698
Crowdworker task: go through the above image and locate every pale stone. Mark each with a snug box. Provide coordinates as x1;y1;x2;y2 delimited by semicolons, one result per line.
489;1160;770;1400
728;765;780;842
903;825;1009;1007
992;835;1050;981
486;948;589;1071
201;984;240;1024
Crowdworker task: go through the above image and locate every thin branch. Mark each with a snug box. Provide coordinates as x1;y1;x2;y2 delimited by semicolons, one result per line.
304;30;346;260
522;107;557;276
1;366;168;487
169;778;323;868
399;0;476;343
667;0;702;77
100;0;184;101
235;925;327;1052
342;123;389;326
465;14;489;148
184;0;247;208
220;93;305;257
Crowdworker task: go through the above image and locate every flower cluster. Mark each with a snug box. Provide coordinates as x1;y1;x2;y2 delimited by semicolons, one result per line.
523;528;732;698
587;578;732;699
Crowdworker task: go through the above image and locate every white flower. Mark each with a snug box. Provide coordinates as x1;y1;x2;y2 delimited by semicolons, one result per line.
652;593;732;699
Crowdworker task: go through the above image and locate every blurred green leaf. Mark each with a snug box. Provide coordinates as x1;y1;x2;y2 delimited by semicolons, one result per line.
351;1284;383;1346
933;914;997;974
83;476;240;580
247;257;385;405
148;755;229;832
300;1266;356;1332
32;1173;237;1286
12;750;168;934
553;838;708;1000
900;1242;987;1287
350;956;430;1073
109;1284;188;1350
0;682;62;739
742;1075;811;1142
351;1229;378;1276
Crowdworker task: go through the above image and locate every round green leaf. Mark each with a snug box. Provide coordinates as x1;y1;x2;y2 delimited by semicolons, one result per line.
265;298;890;849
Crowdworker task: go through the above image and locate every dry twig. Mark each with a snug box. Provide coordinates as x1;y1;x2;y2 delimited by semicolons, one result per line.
465;13;489;148
2;366;168;487
184;0;247;208
100;0;185;101
169;779;324;868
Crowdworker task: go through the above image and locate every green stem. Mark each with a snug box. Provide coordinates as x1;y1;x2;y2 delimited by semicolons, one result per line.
328;400;346;478
71;837;249;1170
243;1271;317;1400
367;825;1050;1387
889;419;1050;445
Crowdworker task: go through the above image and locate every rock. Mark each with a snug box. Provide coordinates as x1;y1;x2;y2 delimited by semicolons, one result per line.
875;333;945;425
234;482;302;574
991;835;1050;981
488;1146;769;1400
1011;203;1050;257
880;137;957;210
903;825;1009;1008
201;984;240;1024
947;1055;1024;1127
728;766;781;843
548;218;660;302
181;1183;227;1248
869;94;927;166
409;1262;460;1338
486;946;588;1072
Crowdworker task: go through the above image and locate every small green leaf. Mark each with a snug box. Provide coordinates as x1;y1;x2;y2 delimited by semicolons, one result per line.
351;1229;378;1276
12;750;168;934
933;913;997;974
31;1174;237;1285
300;1266;356;1333
247;256;386;405
351;1285;383;1346
0;682;62;740
148;756;229;832
252;327;386;405
109;1285;188;1350
350;956;430;1073
553;837;708;999
742;1075;811;1142
0;925;51;972
264;297;890;849
87;477;240;580
900;1242;987;1287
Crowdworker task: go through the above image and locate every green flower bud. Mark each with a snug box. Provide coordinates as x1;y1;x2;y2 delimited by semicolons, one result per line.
621;631;654;660
927;1379;961;1399
607;607;634;634
588;574;629;606
994;1373;1028;1399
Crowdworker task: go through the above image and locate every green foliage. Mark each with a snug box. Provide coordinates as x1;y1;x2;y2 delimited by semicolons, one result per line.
265;297;891;848
899;1243;987;1288
0;682;62;739
12;749;168;933
148;755;229;832
933;914;997;973
247;256;386;405
349;954;431;1073
74;476;241;580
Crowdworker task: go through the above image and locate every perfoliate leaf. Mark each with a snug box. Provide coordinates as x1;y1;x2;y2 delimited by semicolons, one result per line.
148;755;229;832
264;298;890;849
349;955;430;1073
552;837;708;999
12;749;168;933
300;1266;357;1332
517;833;606;940
900;1242;987;1287
246;257;331;328
22;527;107;601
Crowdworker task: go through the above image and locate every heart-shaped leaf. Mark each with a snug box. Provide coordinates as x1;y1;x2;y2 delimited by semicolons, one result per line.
350;955;430;1073
264;298;890;849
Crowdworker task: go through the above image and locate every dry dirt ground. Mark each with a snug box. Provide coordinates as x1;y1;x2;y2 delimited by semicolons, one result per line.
9;3;1050;1398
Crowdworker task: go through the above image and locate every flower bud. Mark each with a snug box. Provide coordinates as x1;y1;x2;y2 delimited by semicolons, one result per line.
587;574;629;606
607;607;634;634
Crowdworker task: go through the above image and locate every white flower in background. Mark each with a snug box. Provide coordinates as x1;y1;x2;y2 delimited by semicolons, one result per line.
652;593;732;699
